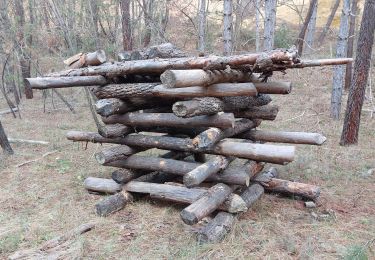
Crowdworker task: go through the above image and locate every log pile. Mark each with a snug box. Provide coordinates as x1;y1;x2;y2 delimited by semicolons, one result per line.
27;44;351;243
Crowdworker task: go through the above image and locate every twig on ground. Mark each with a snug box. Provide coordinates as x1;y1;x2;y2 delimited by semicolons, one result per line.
8;138;49;145
16;150;58;168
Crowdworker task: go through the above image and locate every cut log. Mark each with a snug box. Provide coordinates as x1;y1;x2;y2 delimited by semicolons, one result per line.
253;168;320;200
47;49;299;77
125;181;247;213
106;155;260;186
192;119;258;150
95;145;140;165
183;156;229;187
64;50;107;69
0;120;14;155
118;43;187;61
197;212;235;243
240;130;327;145
102;112;235;129
96;98;135;116
95;191;133;217
99;124;132;138
180;183;233;225
160;69;254;88
223;94;272;111
172;98;224;117
240;183;264;207
83;177;122;194
92;82;258;100
253;82;292;94
234;105;279;120
66;131;295;164
26;76;107;89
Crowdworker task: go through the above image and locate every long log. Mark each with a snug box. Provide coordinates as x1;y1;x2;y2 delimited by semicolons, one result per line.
95;191;133;217
196;212;235;243
253;168;321;200
172;98;224;118
83;177;122;194
234;105;279;120
66;131;295;164
192;119;258;150
26;76;107;89
102;112;235;129
92;82;258;99
160;69;254;88
95;145;140;165
183;156;229;187
180;183;233;225
125;181;247;213
47;49;299;77
239;130;327;145
223;94;272;111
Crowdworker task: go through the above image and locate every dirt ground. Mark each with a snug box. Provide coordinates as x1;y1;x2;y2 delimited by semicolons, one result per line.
0;67;374;259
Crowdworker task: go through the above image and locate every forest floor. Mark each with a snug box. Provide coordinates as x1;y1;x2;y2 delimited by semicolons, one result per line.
0;66;374;259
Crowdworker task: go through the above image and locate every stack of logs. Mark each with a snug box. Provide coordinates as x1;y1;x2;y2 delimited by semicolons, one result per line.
26;44;351;243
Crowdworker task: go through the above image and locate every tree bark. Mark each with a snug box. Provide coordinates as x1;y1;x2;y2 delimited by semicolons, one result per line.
118;43;187;61
233;105;279;120
264;0;277;51
239;130;327;145
223;0;233;55
344;0;358;91
196;211;235;243
304;0;318;54
125;181;247;213
0;120;14;155
294;0;318;55
172;98;224;118
95;191;133;217
198;0;206;55
255;0;261;52
83;177;122;194
112;169;145;184
183;156;229;187
318;0;340;45
331;0;351;120
340;0;375;145
253;82;292;94
67;131;296;165
120;0;132;50
100;124;132;138
192;119;258;150
26;76;107;89
240;183;264;207
180;183;233;225
102;112;235;129
95;145;141;165
223;94;272;111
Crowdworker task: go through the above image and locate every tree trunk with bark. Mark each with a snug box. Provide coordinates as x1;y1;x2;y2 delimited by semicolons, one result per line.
120;0;132;50
95;191;133;216
0;120;14;155
197;211;235;243
223;0;233;55
172;98;224;118
331;0;351;120
198;0;206;55
318;0;340;45
340;0;375;145
305;0;318;54
264;0;277;51
233;105;279;120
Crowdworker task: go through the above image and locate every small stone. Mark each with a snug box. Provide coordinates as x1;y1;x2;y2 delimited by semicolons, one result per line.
361;168;374;178
305;201;316;208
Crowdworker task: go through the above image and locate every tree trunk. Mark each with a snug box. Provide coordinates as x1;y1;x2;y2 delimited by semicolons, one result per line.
240;183;264;207
340;0;375;145
197;211;235;243
83;177;122;194
67;131;296;165
304;0;318;54
294;0;318;55
264;0;277;51
344;0;358;91
95;191;133;217
198;0;206;55
183;156;229;187
223;0;233;55
239;130;327;145
192;119;258;150
331;0;351;120
180;183;233;225
172;98;224;118
0;120;14;155
102;112;235;129
233;105;279;120
318;0;340;45
89;0;101;49
120;0;132;50
255;0;261;52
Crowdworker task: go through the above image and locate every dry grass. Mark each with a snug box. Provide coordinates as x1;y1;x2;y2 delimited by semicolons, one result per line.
0;67;374;259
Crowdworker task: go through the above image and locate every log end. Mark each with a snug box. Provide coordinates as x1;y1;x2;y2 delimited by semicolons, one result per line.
95;153;106;165
226;194;248;213
96;50;107;64
180;209;199;225
172;101;189;117
315;134;327;145
160;70;176;88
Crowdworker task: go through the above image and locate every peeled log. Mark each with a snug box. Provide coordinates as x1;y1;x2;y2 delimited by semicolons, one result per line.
253;82;292;94
125;181;247;213
240;130;327;145
234;105;279;120
183;156;229;187
102;112;235;129
192;119;259;150
26;76;107;89
180;183;233;225
95;191;133;217
95;145;140;165
66;131;295;164
83;177;122;194
47;49;298;77
160;69;254;88
197;212;235;243
172;98;224;117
